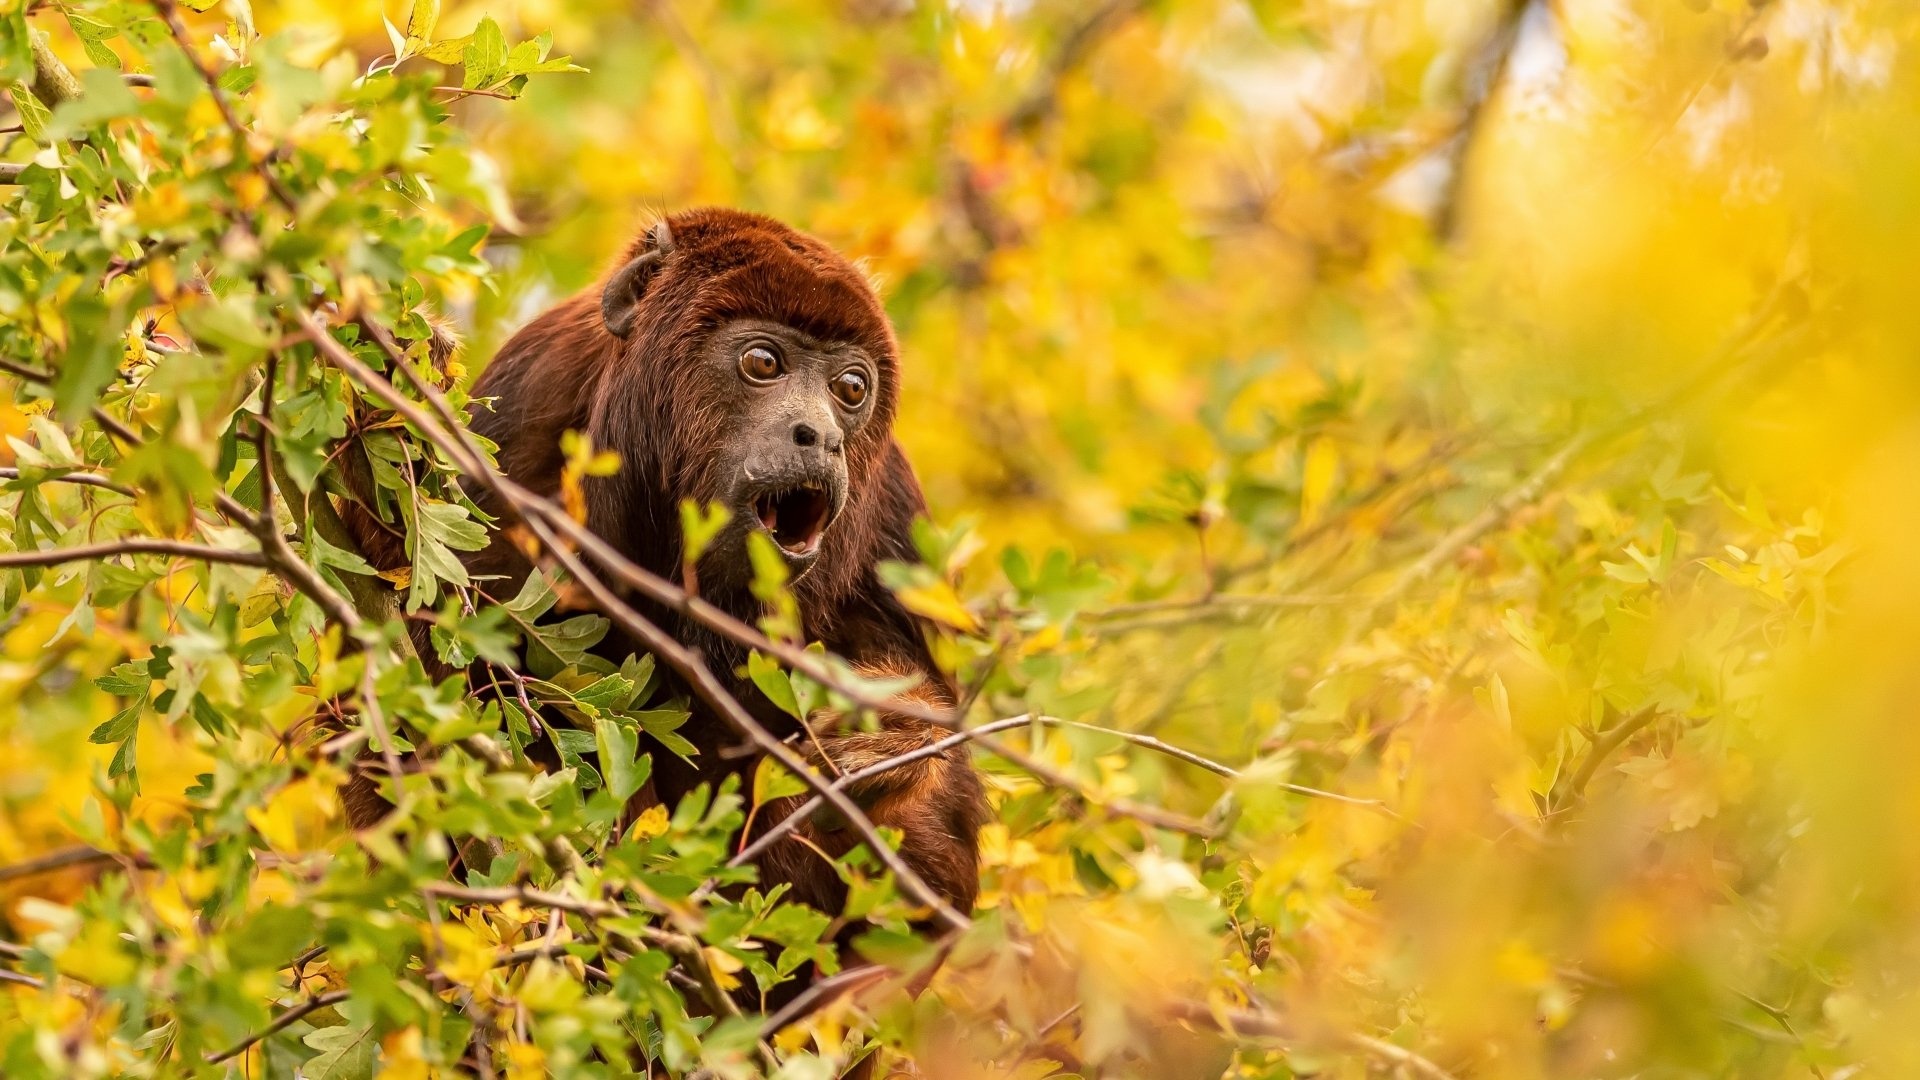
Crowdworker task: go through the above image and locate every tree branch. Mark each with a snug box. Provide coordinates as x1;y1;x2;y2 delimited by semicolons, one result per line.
0;467;137;497
0;538;269;570
1551;706;1659;814
1006;0;1143;133
0;845;131;882
726;713;1259;878
205;990;350;1064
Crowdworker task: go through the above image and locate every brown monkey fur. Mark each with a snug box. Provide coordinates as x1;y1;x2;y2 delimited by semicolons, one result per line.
336;207;986;932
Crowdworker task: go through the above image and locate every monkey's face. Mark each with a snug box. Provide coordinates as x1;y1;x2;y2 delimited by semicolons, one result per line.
696;318;879;577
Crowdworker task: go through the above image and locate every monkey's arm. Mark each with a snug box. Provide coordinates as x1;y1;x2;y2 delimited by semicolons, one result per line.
753;650;987;918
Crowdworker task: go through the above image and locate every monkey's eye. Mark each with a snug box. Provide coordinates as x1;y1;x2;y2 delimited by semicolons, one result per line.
831;369;868;408
739;345;784;383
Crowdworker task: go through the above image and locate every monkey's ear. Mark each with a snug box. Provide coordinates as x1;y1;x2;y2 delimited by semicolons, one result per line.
600;219;676;339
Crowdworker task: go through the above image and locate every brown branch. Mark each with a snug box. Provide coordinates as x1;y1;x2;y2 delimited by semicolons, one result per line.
1434;0;1535;242
205;990;349;1063
209;937;619;1068
1552;707;1659;814
972;730;1212;836
0;346;363;629
1006;0;1144;133
0;538;269;570
1033;715;1240;779
760;964;892;1034
0;845;129;883
727;713;1246;877
242;352;366;631
1375;429;1593;608
0;467;137;497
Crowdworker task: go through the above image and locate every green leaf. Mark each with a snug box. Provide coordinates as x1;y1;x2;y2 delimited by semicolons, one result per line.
574;673;635;711
680;499;732;568
418;35;471;64
747;651;801;719
407;498;489;609
635;707;699;763
461;17;506;90
0;12;31;85
7;81;50;142
751;756;808;808
88;704;141;745
528;614;609;672
504;568;562;620
107;733;138;786
432;605;518;667
302;1024;375;1080
595;716;650;801
94;662;152;697
52;295;125;423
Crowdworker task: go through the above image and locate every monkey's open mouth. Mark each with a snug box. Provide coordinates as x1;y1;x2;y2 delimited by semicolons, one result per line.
754;484;832;556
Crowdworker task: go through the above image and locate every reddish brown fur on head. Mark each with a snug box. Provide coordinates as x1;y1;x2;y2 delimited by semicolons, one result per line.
471;208;931;640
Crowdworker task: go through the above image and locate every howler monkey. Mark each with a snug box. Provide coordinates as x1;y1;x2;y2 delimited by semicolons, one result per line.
341;208;986;926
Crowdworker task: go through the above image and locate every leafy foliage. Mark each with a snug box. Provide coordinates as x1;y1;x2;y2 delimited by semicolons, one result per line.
3;1;1919;1078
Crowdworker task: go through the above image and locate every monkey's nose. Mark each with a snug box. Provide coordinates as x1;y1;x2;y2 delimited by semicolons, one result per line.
792;422;843;454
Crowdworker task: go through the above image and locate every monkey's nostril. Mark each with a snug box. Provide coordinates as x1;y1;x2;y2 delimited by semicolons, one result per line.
792;423;818;448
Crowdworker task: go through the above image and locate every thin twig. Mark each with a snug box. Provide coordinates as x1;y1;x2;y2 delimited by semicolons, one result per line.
0;467;137;497
0;845;126;883
1434;0;1535;241
1551;707;1659;814
205;990;349;1063
1006;0;1144;132
0;538;268;570
726;713;1249;876
760;965;892;1034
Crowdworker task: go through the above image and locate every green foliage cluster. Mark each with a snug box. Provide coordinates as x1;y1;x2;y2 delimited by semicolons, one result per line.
4;2;1920;1079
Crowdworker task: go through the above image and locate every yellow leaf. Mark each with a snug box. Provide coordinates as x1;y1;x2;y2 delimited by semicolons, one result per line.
626;803;669;842
377;1027;432;1080
503;1042;546;1080
704;946;744;991
895;581;981;635
432;921;496;991
1297;436;1339;528
57;919;137;986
